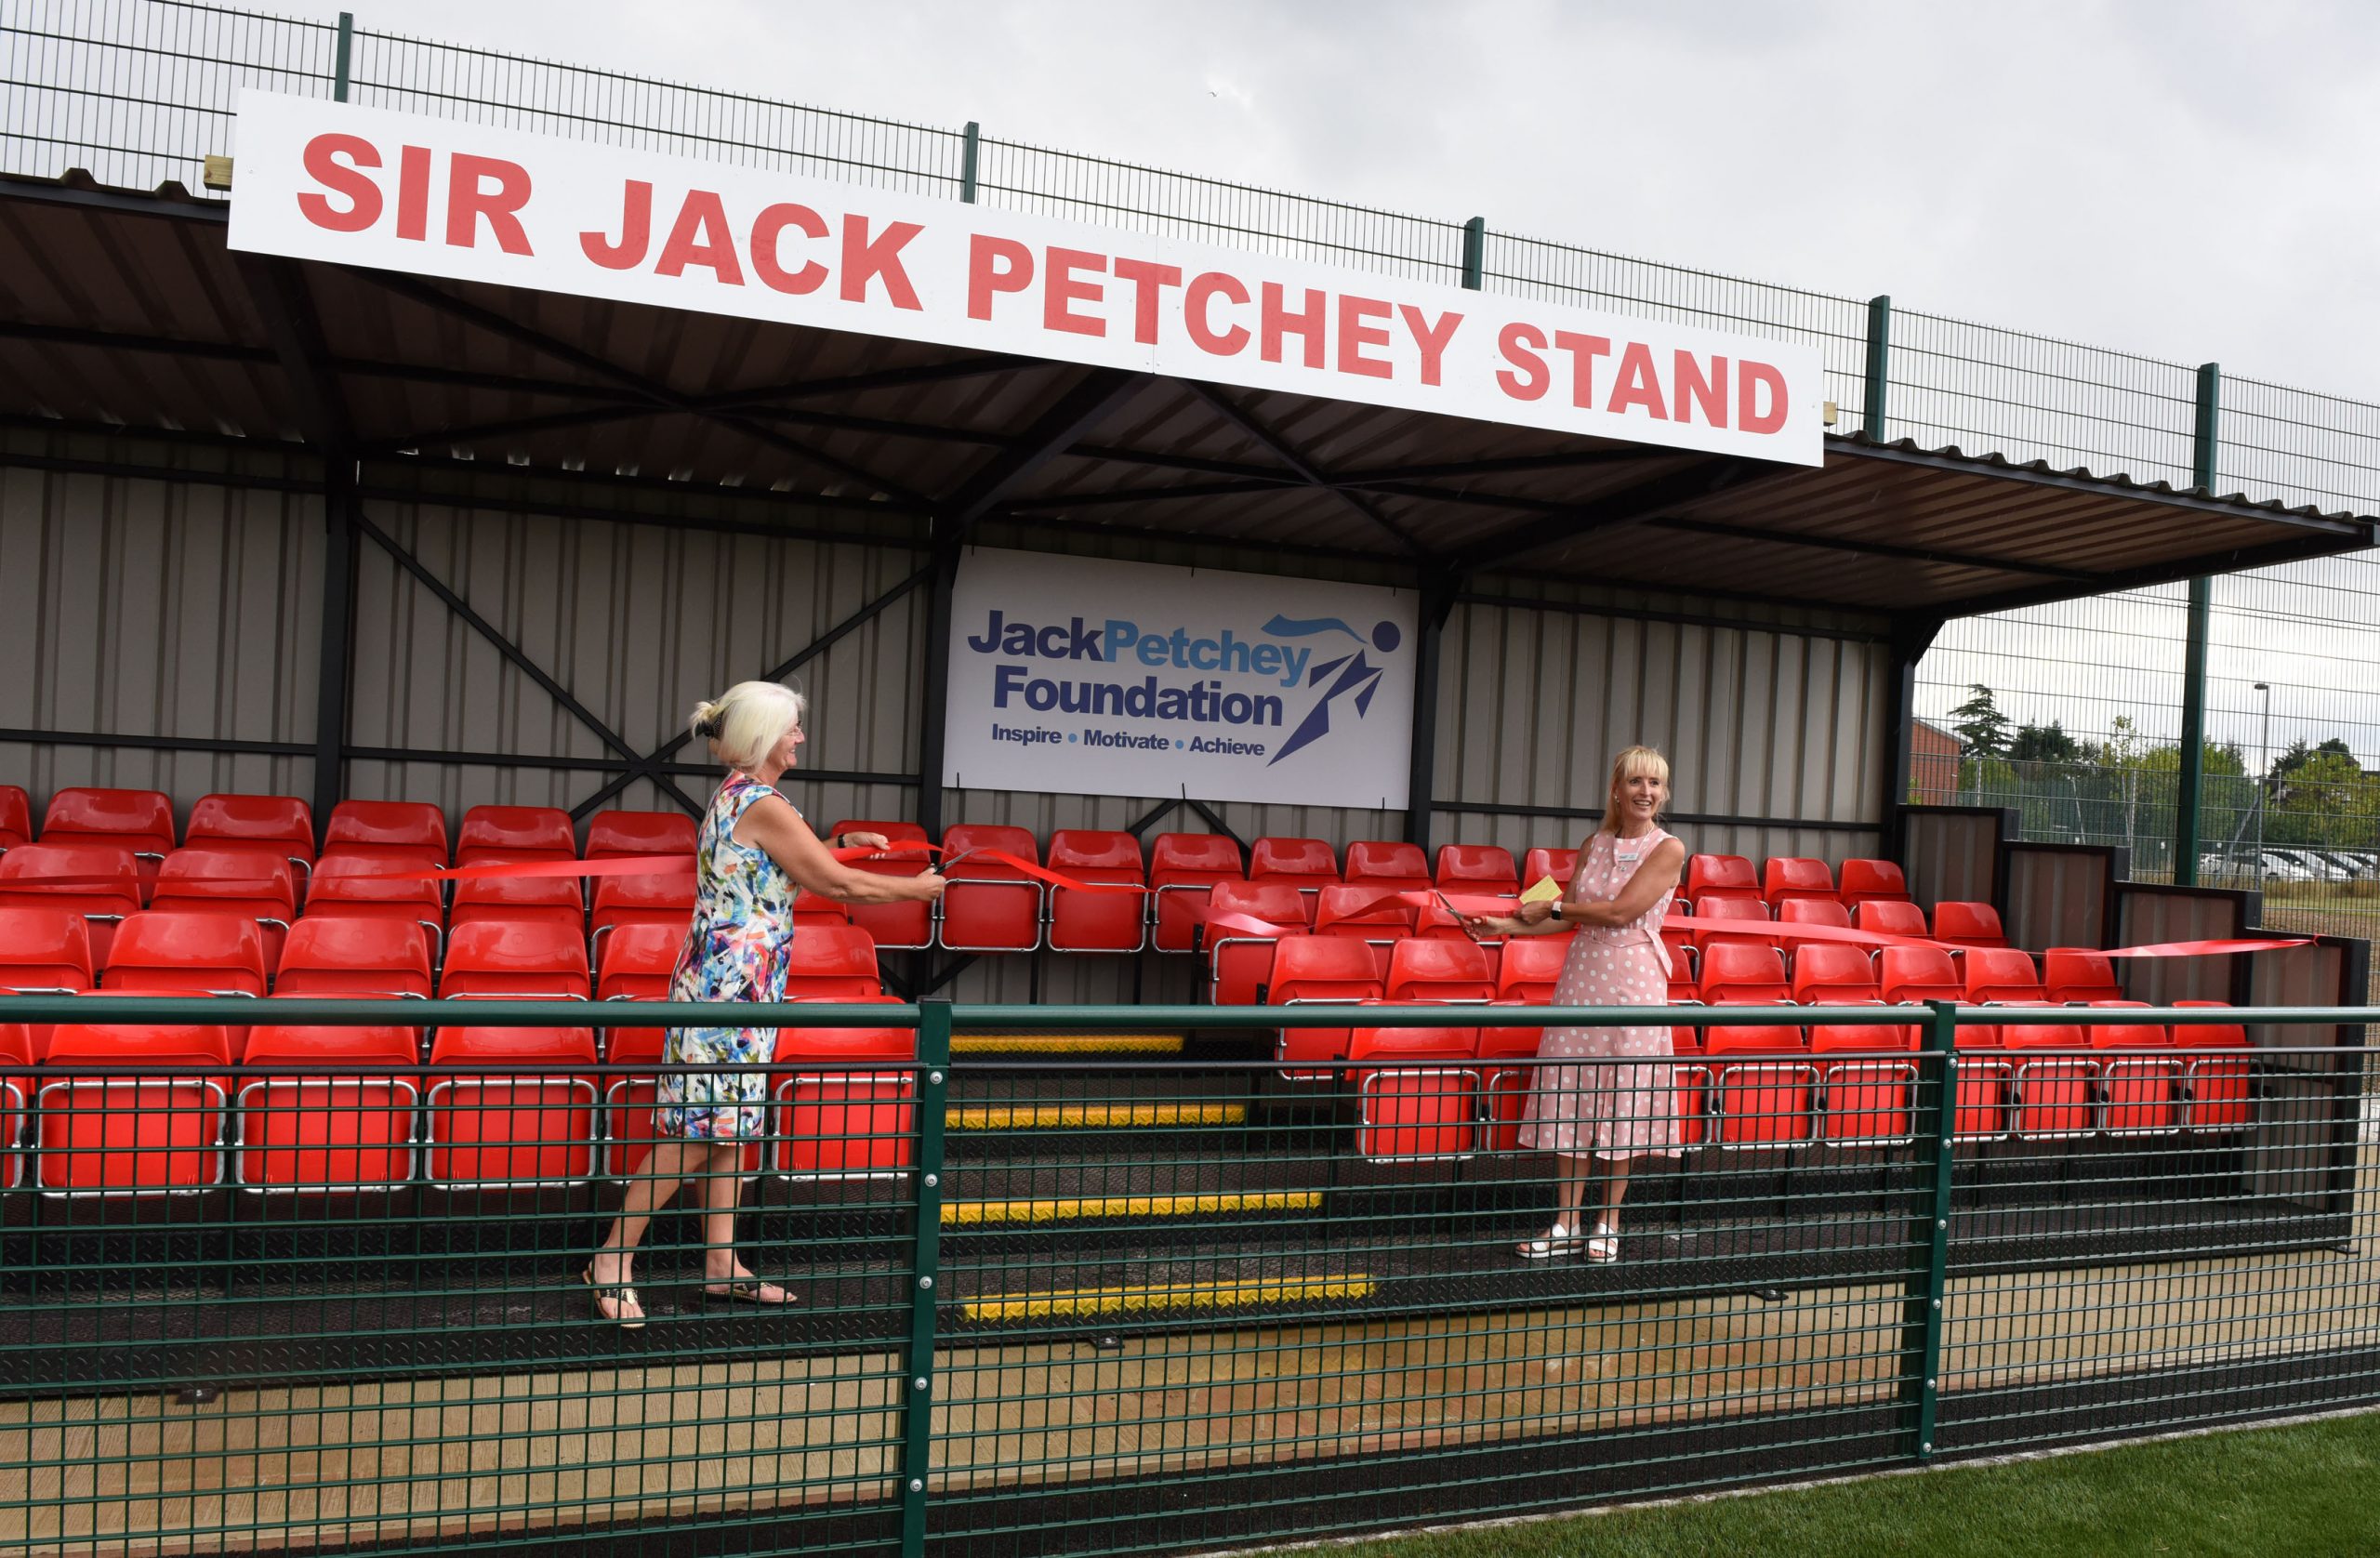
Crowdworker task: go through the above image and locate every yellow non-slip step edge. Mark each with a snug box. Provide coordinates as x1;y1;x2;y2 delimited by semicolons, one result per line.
951;1033;1185;1054
949;1102;1248;1131
963;1273;1376;1322
943;1190;1320;1227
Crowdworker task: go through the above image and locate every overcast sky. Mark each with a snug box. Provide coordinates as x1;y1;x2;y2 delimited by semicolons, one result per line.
241;1;2380;760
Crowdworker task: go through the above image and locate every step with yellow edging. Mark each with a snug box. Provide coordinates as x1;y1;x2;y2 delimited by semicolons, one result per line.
942;1189;1318;1227
950;1033;1186;1055
948;1101;1248;1131
963;1272;1375;1323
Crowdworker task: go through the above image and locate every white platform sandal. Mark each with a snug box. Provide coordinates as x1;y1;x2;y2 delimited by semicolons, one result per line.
1517;1223;1584;1261
1582;1223;1621;1263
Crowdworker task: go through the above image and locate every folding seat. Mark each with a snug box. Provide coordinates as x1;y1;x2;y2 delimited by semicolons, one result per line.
1250;837;1340;901
830;819;934;951
438;921;590;1000
1811;1024;1918;1145
1343;840;1431;891
37;1022;232;1193
597;1019;769;1181
596;921;683;1001
0;904;94;994
1347;1024;1479;1160
783;924;883;1001
1685;853;1762;905
1268;936;1385;1079
1521;847;1578;893
0;1023;26;1185
1383;938;1496;1004
1663;938;1700;1004
1699;942;1791;1005
451;873;587;936
2086;1001;2179;1137
1495;937;1569;1004
1880;945;1963;1006
423;1025;599;1187
1044;829;1147;953
2002;1018;2095;1139
0;842;143;960
791;891;854;929
1703;1024;1816;1146
935;823;1042;953
273;918;434;1000
1950;1024;2013;1141
2172;1000;2257;1131
2044;948;2124;1005
1964;947;2045;1005
1777;897;1852;932
1435;843;1519;897
585;809;700;859
1761;857;1836;908
1474;1014;1545;1154
323;800;450;867
235;1024;420;1192
1204;883;1313;1006
1838;859;1911;908
41;787;176;888
185;795;316;890
1855;899;1930;940
305;856;444;961
1414;893;1505;946
152;849;298;972
772;997;916;1181
1933;901;2007;949
1691;895;1774;951
455;805;575;865
1312;882;1411;977
100;911;268;997
1791;943;1883;1005
1149;832;1246;954
588;871;694;959
0;785;29;851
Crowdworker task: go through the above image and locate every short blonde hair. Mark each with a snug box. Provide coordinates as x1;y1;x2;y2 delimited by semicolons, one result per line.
690;680;806;770
1597;745;1672;836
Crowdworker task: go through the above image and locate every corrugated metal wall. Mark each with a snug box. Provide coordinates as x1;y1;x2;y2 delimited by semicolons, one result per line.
2003;844;2115;954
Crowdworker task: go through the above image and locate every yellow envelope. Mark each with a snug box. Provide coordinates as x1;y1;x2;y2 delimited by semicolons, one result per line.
1520;876;1563;904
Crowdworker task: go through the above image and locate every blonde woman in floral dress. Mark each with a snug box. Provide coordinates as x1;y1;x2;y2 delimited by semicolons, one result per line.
584;681;944;1326
1466;746;1686;1264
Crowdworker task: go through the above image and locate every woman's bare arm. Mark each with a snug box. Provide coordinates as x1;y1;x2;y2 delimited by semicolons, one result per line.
735;797;944;904
1558;837;1686;928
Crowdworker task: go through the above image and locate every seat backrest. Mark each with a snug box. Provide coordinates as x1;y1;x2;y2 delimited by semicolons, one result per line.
785;924;882;988
309;854;443;913
1346;1025;1476;1065
774;995;914;1062
276;916;433;989
42;787;176;854
1045;829;1144;878
0;785;29;849
1344;840;1430;887
451;873;587;927
1496;937;1569;1002
1880;945;1962;1002
941;824;1038;875
1383;938;1495;1002
1314;882;1412;938
2084;999;2167;1049
1435;844;1519;894
1266;935;1383;1000
0;904;94;990
456;805;576;863
324;801;450;865
585;810;701;857
1809;1023;1917;1055
1837;858;1908;903
0;841;141;904
243;1023;418;1066
1695;896;1775;944
1686;853;1761;902
1856;899;1930;939
2043;947;2123;1002
1149;832;1244;886
1521;848;1578;890
1761;857;1835;904
1204;881;1312;933
1998;1012;2086;1050
152;848;298;917
440;921;589;996
46;1021;231;1068
1964;947;2043;1003
1250;837;1338;885
597;921;684;997
1700;941;1789;998
187;794;315;861
427;1024;596;1066
1791;943;1878;1001
1705;1023;1805;1057
1933;901;2006;947
590;870;696;915
1777;897;1852;931
101;911;268;994
2172;998;2252;1051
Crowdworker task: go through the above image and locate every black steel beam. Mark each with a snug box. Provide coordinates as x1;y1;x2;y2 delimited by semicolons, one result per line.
0;727;311;758
1640;513;2103;584
1449;457;1784;574
1002;479;1298;511
1882;613;1944;865
1949;526;2380;618
1403;576;1461;854
1181;382;1430;559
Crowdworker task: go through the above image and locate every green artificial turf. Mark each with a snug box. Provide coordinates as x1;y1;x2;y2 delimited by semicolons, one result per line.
1303;1411;2380;1557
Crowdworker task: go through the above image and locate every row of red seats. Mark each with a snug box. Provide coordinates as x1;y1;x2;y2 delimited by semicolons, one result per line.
1673;896;2004;949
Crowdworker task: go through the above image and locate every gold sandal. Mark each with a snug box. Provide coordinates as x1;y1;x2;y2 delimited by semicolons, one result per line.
581;1265;646;1329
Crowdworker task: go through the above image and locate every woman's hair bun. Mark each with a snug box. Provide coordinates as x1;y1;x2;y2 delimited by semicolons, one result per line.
690;699;724;740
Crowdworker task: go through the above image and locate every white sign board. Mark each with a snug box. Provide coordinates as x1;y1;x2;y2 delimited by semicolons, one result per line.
944;549;1418;809
227;92;1825;464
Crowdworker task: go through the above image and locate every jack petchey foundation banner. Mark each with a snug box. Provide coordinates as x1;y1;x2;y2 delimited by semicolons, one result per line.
944;550;1419;809
226;92;1825;463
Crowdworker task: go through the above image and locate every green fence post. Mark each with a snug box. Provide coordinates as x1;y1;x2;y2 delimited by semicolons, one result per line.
2175;362;2220;886
897;998;952;1557
1460;217;1485;290
1863;295;1891;439
333;12;353;102
1899;1000;1957;1461
959;122;980;204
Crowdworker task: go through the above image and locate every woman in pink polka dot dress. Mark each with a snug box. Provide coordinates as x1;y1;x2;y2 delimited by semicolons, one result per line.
1467;746;1686;1263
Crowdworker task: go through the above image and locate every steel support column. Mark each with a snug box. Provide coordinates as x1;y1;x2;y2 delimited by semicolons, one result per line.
313;474;357;838
1884;613;1943;865
1864;295;1892;440
2175;362;2220;886
1403;576;1461;854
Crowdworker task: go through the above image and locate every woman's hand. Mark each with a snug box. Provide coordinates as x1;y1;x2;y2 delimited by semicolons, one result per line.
908;871;947;904
840;830;893;852
1460;914;1523;938
1513;900;1557;927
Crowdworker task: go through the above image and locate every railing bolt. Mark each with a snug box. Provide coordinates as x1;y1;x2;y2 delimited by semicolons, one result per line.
1921;1440;1933;1454
1937;1219;1948;1230
1931;1299;1941;1310
924;1172;939;1188
913;1377;930;1392
909;1478;925;1493
919;1275;934;1290
929;1070;945;1085
1926;1378;1937;1391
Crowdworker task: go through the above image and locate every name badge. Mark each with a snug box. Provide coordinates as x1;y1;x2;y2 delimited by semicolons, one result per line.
1616;850;1640;866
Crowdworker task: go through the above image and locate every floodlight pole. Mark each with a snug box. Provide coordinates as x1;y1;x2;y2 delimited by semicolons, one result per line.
2174;362;2219;886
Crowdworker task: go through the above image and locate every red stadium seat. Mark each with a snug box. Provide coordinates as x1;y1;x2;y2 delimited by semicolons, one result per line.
185;794;316;879
236;1024;419;1191
1435;844;1519;897
1964;947;2045;1005
425;1025;598;1187
451;873;586;935
0;1023;27;1185
1344;840;1431;891
1791;943;1882;1005
1312;882;1411;976
831;820;933;951
595;1018;766;1181
1250;837;1339;898
1474;1012;1543;1154
1837;859;1910;907
1204;882;1312;1006
1348;1025;1479;1160
438;921;590;1000
589;871;694;958
1811;1023;1918;1144
2173;1001;2256;1131
324;801;449;866
1150;832;1247;953
1950;1025;2012;1140
1855;899;1930;940
1383;938;1496;1003
1704;1024;1816;1145
1762;857;1836;907
1269;936;1384;1078
1664;938;1700;1004
152;848;298;972
0;842;143;960
1880;946;1962;1006
274;918;433;1000
1686;853;1762;905
455;805;575;865
1933;901;2007;949
1521;848;1577;892
38;1023;232;1193
1496;937;1569;1004
0;785;30;851
306;856;443;960
100;911;268;997
936;824;1041;953
2087;1002;2179;1137
585;810;699;858
2001;1019;2094;1139
772;999;915;1181
784;924;883;1000
1777;897;1852;932
1045;830;1147;953
1699;941;1791;1005
0;905;94;994
791;891;853;929
2044;948;2124;1005
41;787;176;887
597;921;682;1001
1691;895;1774;951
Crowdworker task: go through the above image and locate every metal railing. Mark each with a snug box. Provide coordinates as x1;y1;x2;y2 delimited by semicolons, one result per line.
6;0;2380;515
1;994;2373;1556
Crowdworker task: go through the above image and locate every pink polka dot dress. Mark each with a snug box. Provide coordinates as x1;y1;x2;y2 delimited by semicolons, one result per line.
1517;827;1681;1160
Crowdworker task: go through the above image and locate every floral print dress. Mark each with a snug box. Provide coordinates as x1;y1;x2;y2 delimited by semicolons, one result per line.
655;772;800;1141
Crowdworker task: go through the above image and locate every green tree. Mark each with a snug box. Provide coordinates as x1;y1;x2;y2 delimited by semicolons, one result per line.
2009;720;2079;763
2268;749;2380;849
1949;684;2011;759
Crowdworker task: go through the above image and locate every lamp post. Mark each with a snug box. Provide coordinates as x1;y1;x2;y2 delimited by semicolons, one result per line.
2254;681;2271;890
